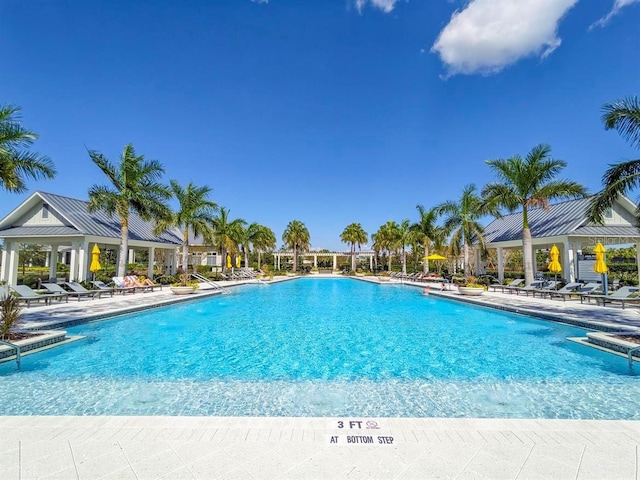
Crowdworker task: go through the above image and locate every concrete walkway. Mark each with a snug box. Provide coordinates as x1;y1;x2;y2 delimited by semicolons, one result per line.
3;276;640;479
2;416;639;479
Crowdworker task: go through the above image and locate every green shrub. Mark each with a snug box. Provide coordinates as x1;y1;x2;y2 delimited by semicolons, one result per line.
0;295;22;340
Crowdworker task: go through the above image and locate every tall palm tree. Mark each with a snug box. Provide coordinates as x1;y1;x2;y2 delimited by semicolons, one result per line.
252;224;276;270
411;205;439;273
396;219;412;275
154;180;218;279
211;207;246;273
588;96;640;224
0;104;56;193
340;223;368;271
372;221;399;272
282;220;310;272
87;144;172;277
438;184;492;277
483;144;587;285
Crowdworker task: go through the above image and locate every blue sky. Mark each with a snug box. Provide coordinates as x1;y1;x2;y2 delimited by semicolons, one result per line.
1;0;638;251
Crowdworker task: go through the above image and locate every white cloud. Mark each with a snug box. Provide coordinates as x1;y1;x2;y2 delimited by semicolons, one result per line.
590;0;640;29
431;0;578;77
354;0;400;14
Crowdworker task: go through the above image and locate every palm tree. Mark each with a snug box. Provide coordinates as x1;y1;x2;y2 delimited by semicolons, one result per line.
483;144;587;285
0;104;56;193
154;180;218;281
588;96;640;224
238;223;276;269
87;144;172;277
282;220;310;272
252;224;276;270
340;223;368;271
411;205;439;273
211;207;246;273
437;184;492;277
396;219;412;275
372;221;399;272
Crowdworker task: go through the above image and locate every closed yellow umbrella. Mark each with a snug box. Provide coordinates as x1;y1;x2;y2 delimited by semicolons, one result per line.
547;245;562;289
236;255;241;268
89;244;101;273
594;243;609;295
226;254;232;269
548;245;562;273
593;243;608;274
424;254;447;260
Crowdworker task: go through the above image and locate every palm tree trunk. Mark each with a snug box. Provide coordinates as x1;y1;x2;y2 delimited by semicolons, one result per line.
387;252;392;271
221;246;227;274
244;248;249;270
522;227;534;285
463;242;470;277
351;243;356;271
257;251;262;270
402;247;407;275
181;228;189;274
423;242;429;274
293;245;298;271
118;218;129;277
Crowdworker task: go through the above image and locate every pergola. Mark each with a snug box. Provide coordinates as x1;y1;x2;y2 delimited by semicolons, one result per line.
482;196;640;283
0;191;182;285
273;250;375;271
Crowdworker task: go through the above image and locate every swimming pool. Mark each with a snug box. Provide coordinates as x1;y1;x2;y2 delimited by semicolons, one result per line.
1;278;639;418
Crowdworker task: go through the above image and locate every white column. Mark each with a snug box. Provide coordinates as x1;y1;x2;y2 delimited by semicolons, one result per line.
148;247;156;279
497;247;504;282
171;249;178;275
128;249;135;264
313;255;317;268
333;255;337;271
6;242;19;286
0;241;8;283
369;255;373;270
532;248;538;277
49;245;59;281
77;241;89;282
69;241;80;282
563;241;576;282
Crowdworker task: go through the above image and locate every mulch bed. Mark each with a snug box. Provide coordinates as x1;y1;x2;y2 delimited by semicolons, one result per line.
1;332;40;342
614;335;640;345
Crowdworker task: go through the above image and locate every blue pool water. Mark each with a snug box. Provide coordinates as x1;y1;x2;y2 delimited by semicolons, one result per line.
1;278;639;418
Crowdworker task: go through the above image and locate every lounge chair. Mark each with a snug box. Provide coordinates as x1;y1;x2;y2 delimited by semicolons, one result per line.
534;282;583;301
41;282;99;301
124;275;162;292
93;279;135;295
11;284;66;306
511;281;545;296
588;286;640;309
577;283;604;303
65;281;114;297
488;279;524;292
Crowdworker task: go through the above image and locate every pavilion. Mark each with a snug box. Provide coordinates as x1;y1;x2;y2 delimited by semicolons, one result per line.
0;191;182;285
481;196;640;283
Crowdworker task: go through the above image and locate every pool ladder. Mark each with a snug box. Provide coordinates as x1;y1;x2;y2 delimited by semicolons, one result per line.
0;340;21;368
628;345;640;368
189;273;228;293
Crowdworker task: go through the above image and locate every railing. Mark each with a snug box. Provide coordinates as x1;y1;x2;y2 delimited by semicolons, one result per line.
628;345;640;368
190;273;226;292
0;339;21;368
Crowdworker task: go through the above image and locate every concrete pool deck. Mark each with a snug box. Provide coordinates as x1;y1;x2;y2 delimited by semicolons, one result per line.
2;276;640;479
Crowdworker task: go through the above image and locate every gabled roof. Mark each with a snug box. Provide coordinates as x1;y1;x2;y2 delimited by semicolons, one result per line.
483;197;640;243
0;191;182;245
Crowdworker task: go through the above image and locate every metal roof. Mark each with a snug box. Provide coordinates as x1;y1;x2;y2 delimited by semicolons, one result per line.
0;226;83;238
483;197;640;243
0;192;182;245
